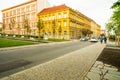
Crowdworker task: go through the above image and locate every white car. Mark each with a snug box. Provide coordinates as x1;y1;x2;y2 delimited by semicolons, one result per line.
89;37;98;42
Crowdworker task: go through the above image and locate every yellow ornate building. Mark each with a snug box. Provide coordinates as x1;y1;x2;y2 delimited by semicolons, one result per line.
91;20;101;37
38;4;101;39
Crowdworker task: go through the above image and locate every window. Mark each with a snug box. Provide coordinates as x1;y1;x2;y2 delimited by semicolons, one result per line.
31;4;35;11
52;15;55;20
63;13;67;18
17;8;20;14
58;13;61;19
32;23;35;27
64;21;67;27
33;29;36;36
21;7;25;13
13;10;16;15
64;31;67;36
26;5;30;12
10;11;12;16
3;13;5;18
6;12;8;17
58;21;61;26
17;16;20;22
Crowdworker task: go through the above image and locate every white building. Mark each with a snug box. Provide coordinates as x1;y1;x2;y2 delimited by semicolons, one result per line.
1;0;50;35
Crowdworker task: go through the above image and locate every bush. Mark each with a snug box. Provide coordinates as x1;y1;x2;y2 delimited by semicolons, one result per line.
108;35;115;41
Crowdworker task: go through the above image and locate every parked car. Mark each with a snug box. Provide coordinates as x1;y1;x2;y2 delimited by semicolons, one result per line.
89;37;98;42
80;36;88;41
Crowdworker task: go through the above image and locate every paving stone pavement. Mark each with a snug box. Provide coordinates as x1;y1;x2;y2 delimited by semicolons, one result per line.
0;43;105;80
84;61;120;80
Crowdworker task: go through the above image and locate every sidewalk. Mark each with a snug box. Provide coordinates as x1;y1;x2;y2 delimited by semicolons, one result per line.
84;41;120;80
0;42;106;80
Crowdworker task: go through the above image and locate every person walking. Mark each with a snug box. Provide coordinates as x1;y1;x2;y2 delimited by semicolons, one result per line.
100;35;104;44
104;36;107;43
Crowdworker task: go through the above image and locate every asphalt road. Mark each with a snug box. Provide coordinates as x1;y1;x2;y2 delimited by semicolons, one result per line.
0;41;94;77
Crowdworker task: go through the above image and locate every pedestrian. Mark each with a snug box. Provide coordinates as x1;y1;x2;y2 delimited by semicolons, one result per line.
104;36;107;44
100;35;104;44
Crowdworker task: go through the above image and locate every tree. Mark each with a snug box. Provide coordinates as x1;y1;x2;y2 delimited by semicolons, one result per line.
106;0;120;46
87;30;93;37
37;17;44;40
0;27;2;33
2;23;5;35
81;28;93;36
17;24;21;35
52;19;56;38
23;15;30;38
10;18;15;34
106;0;120;35
9;23;12;34
58;25;62;38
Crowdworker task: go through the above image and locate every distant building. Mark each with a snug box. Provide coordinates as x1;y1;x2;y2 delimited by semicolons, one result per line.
101;29;109;37
91;21;101;37
38;4;101;39
1;0;50;35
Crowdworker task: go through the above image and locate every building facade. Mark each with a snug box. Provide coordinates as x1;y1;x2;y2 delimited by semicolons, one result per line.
2;1;100;40
1;0;50;36
91;21;101;37
38;4;101;39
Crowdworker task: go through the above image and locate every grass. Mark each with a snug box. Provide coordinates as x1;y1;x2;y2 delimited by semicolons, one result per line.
0;36;70;48
0;39;35;48
48;38;70;42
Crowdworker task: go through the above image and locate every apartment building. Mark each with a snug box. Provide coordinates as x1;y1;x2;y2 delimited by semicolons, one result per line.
38;4;101;39
91;21;101;37
1;0;50;36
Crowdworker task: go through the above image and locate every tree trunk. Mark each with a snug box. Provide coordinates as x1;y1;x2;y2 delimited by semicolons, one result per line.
117;36;120;46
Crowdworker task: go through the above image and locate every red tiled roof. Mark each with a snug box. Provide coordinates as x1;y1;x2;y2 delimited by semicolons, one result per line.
38;4;69;14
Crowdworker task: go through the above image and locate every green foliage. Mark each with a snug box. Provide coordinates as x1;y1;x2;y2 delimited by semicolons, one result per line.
10;18;15;28
23;15;31;38
37;17;44;39
106;0;120;36
0;27;2;32
52;20;56;33
108;35;115;41
81;28;93;36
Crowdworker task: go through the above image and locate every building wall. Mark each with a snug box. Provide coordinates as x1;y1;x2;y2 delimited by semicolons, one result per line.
2;1;37;35
38;7;95;39
91;21;101;37
2;1;100;39
2;0;50;36
39;8;70;39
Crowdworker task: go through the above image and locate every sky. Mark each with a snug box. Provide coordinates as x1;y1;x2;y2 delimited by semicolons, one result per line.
0;0;116;29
